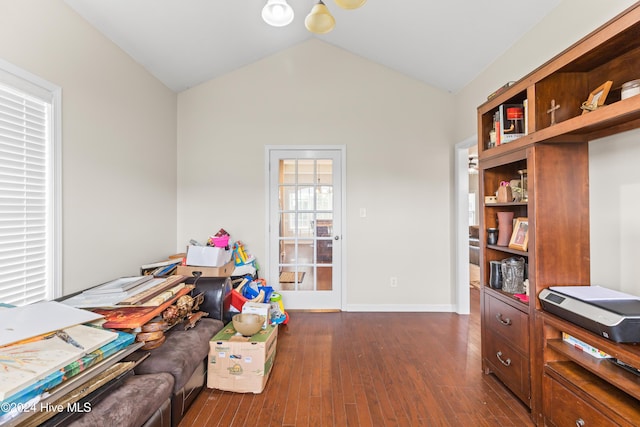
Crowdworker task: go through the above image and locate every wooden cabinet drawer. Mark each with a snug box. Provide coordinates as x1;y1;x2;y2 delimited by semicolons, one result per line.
484;330;530;406
543;374;616;427
486;295;529;353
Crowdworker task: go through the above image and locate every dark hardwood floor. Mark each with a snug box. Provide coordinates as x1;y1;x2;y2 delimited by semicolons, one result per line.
180;288;534;426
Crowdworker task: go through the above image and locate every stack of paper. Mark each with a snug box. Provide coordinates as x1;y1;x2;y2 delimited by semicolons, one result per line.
0;325;118;400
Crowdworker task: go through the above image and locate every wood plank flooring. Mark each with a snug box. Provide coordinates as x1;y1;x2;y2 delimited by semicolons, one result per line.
180;288;534;426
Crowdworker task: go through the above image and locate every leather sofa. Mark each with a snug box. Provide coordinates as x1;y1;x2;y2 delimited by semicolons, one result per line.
134;317;223;427
51;276;232;427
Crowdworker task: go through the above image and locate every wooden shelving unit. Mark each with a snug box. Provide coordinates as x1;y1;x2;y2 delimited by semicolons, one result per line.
541;312;640;426
477;4;640;425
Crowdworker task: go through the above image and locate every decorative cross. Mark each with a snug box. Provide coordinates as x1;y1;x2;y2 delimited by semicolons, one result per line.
547;99;560;125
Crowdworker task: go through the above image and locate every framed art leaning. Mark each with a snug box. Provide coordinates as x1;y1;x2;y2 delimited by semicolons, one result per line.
509;217;529;251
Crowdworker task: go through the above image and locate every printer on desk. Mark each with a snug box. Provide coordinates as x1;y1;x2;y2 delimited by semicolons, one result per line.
539;285;640;343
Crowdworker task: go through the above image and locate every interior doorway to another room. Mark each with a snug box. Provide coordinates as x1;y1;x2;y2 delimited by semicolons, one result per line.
454;135;478;315
468;147;480;291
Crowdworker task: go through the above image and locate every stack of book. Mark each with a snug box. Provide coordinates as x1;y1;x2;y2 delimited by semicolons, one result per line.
61;275;194;329
61;275;187;308
492;101;528;147
0;302;135;422
140;259;182;276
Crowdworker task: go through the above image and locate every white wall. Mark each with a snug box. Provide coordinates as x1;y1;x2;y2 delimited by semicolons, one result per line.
3;0;637;303
455;0;640;296
177;39;456;309
0;1;178;295
454;0;639;142
590;133;640;295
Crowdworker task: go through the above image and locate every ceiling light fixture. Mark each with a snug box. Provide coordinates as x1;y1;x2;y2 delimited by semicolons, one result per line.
334;0;367;10
262;0;295;27
305;1;336;34
261;0;366;34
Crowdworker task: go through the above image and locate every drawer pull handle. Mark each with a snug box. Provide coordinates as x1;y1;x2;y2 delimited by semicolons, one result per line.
496;351;511;367
575;419;585;427
496;313;512;326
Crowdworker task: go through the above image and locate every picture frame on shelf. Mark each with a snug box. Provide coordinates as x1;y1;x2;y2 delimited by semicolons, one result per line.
581;80;613;114
509;217;529;251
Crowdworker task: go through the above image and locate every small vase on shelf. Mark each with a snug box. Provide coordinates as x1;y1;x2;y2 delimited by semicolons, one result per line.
496;211;514;246
487;228;498;245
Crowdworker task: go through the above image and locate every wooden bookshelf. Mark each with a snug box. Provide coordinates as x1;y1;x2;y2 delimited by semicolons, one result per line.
478;4;640;424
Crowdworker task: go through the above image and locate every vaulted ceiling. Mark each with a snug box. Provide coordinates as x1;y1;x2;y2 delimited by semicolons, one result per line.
64;0;561;93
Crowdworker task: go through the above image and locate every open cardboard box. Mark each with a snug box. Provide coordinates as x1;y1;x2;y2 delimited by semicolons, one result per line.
176;260;235;278
208;324;277;393
184;245;232;267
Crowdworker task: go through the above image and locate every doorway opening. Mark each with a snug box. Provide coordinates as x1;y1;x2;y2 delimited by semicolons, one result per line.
454;136;478;314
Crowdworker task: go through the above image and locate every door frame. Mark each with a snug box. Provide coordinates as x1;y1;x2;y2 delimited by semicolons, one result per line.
454;135;477;315
264;145;347;311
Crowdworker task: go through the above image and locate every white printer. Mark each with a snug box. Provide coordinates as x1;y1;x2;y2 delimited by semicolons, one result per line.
539;285;640;343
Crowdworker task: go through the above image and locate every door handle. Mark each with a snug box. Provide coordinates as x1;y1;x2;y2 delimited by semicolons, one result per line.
334;236;340;240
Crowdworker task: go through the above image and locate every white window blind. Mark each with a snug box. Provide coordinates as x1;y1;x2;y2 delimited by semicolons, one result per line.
0;62;60;306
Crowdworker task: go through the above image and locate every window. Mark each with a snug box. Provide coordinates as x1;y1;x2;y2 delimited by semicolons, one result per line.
0;59;61;306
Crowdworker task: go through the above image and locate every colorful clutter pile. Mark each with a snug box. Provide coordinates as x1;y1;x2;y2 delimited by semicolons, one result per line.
186;228;286;329
231;241;259;278
227;276;288;328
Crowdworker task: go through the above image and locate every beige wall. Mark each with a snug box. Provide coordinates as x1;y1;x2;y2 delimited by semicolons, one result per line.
454;0;639;142
590;132;640;295
177;40;456;309
455;0;640;295
2;0;637;303
0;0;178;295
178;0;640;308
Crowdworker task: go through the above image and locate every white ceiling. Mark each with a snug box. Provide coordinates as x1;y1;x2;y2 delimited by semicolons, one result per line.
63;0;562;93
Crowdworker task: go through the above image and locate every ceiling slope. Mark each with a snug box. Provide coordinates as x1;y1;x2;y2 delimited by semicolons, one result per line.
64;0;561;93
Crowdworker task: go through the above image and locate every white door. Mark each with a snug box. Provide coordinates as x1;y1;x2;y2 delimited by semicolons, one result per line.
267;147;343;310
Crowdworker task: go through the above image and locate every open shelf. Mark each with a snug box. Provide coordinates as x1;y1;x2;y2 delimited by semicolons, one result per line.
480;95;640;161
545;361;640;423
541;311;640;425
486;244;528;257
547;339;640;401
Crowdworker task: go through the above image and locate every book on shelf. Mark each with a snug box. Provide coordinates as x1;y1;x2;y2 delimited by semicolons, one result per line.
522;99;529;135
562;332;611;359
493;111;501;146
499;103;526;143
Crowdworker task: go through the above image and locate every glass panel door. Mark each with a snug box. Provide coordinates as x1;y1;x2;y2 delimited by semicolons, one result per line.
268;149;342;310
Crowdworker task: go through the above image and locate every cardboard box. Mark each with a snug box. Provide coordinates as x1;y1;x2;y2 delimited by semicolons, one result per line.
208;323;278;393
176;260;235;278
185;245;232;267
242;302;270;329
